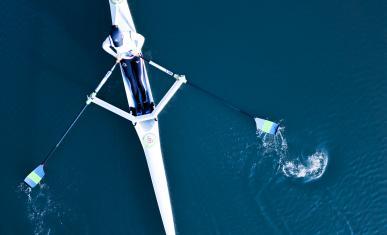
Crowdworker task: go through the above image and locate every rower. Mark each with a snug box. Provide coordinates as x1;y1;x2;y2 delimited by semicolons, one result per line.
102;25;152;115
102;25;144;59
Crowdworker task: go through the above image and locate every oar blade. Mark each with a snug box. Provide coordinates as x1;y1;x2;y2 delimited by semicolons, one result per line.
255;118;279;135
24;165;45;188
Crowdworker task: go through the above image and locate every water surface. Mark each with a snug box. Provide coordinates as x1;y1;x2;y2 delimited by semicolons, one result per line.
1;0;386;234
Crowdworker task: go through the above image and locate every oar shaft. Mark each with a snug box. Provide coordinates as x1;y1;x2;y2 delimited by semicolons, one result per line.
95;62;118;93
42;104;88;165
187;82;254;119
149;61;175;77
140;56;180;79
42;62;118;166
141;56;255;119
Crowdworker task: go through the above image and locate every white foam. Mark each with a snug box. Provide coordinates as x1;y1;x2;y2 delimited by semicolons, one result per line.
255;125;328;182
282;151;328;182
17;183;64;235
256;126;288;158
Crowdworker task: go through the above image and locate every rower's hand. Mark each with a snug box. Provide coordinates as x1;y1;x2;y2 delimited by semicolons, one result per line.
116;54;122;63
130;49;141;57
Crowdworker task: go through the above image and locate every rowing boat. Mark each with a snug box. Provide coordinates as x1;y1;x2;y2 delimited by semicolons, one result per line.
90;1;184;234
23;1;280;234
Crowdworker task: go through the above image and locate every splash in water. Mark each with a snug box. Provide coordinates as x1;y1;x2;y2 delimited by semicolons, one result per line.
256;125;328;182
281;151;328;182
256;126;288;159
17;183;65;235
248;126;289;185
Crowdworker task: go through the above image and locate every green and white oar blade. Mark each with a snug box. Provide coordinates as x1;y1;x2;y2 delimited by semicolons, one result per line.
254;118;279;135
24;164;45;188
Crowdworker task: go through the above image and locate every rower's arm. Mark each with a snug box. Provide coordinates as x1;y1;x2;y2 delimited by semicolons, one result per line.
135;33;145;50
130;31;145;53
102;37;118;58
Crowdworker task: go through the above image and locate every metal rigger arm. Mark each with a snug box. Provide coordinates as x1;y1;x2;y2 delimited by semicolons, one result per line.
87;58;187;124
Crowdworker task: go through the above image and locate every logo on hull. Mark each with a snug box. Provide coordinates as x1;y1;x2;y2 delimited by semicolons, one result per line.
109;0;123;5
142;133;157;149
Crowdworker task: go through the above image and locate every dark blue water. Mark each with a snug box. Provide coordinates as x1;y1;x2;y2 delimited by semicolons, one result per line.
1;0;386;234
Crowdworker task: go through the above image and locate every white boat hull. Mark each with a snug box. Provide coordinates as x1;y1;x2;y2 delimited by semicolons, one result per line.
134;120;175;235
107;1;177;234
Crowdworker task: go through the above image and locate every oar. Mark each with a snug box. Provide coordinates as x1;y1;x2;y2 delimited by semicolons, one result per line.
24;62;119;188
140;55;279;135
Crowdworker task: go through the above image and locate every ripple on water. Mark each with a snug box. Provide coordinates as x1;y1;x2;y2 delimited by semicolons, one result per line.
17;183;65;235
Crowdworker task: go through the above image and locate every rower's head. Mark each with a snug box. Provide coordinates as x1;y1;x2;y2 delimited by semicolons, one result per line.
110;25;123;47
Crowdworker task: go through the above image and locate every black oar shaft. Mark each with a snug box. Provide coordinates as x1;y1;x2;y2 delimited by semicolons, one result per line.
186;81;254;119
41;62;118;166
142;56;255;119
94;62;118;93
42;104;88;165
